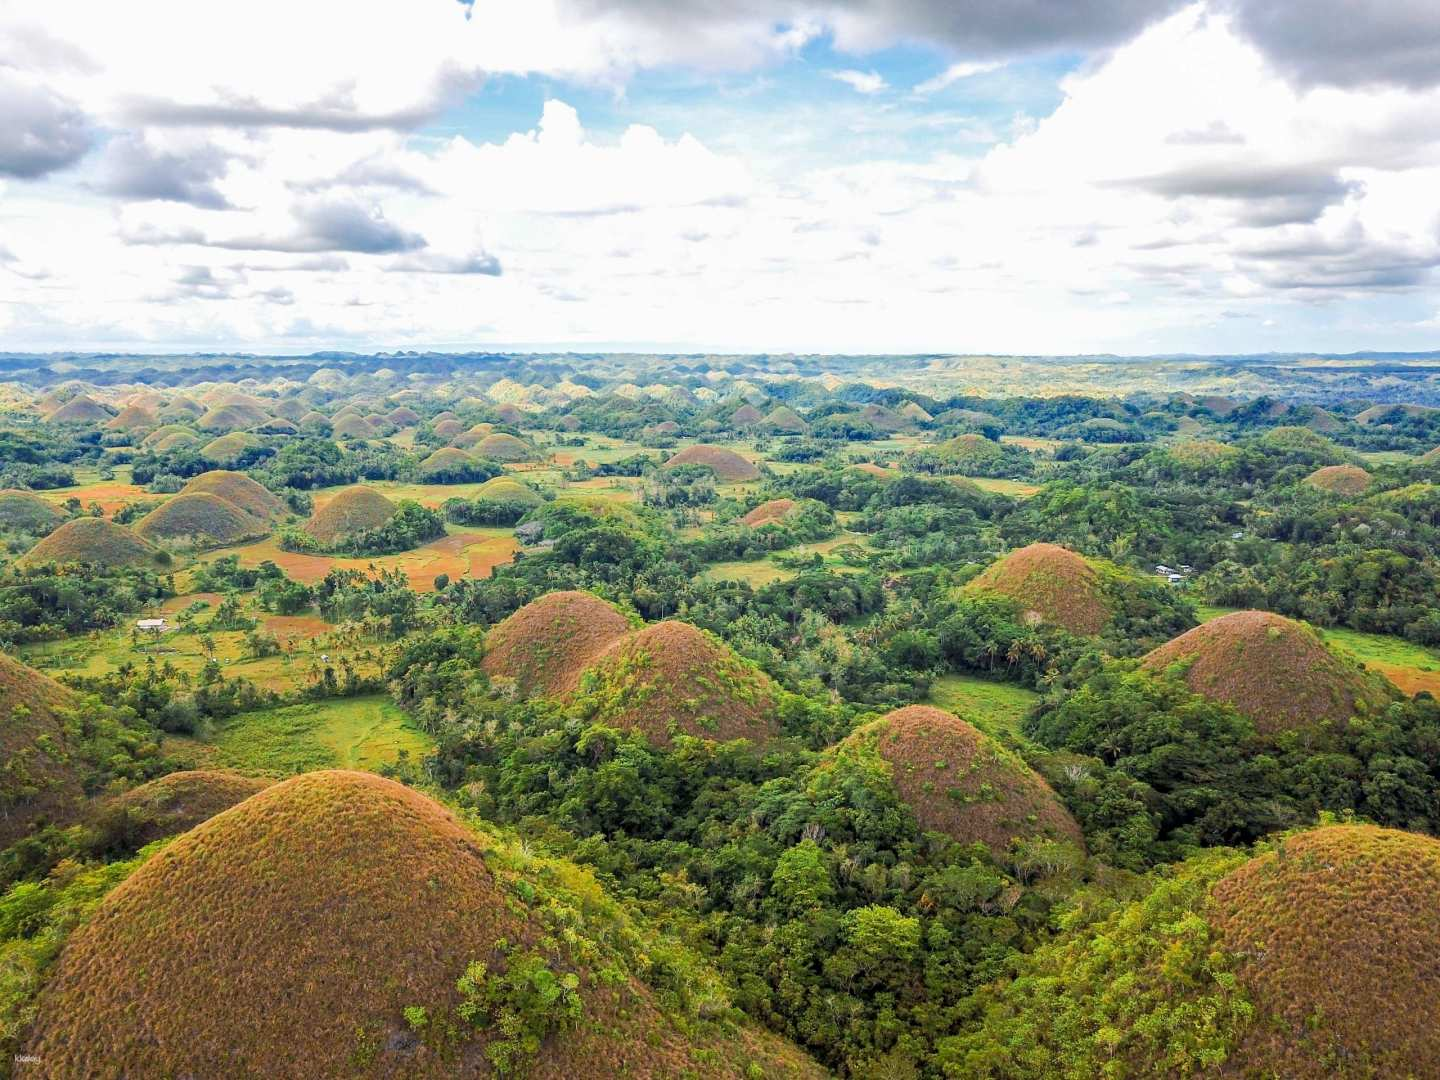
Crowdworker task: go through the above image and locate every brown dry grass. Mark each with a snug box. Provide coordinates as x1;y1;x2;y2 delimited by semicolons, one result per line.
579;621;781;747
197;402;269;432
0;489;64;532
665;445;761;482
965;542;1110;635
46;396;111;424
0;651;83;847
481;590;631;696
1143;610;1395;734
304;486;398;545
1209;824;1440;1078
134;492;268;547
213;530;516;591
180;470;286;521
105;404;158;431
95;769;274;848
475;433;538;461
839;705;1083;856
21;770;823;1079
741;498;796;527
19;517;163;570
1303;463;1373;495
200;431;261;464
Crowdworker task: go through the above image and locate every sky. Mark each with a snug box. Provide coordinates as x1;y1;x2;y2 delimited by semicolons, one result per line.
1;0;1439;356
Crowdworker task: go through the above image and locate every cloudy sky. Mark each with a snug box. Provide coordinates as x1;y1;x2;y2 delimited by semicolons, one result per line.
2;0;1439;355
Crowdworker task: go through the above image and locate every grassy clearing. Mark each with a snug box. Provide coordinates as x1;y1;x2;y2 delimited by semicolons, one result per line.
15;590;383;694
964;476;1042;498
201;525;516;590
927;673;1040;739
704;560;795;587
195;694;433;774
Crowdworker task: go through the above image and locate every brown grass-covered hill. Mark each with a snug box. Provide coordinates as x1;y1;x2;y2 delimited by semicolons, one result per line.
476;432;538;461
46;394;112;424
197;401;269;432
482;591;632;696
387;406;420;427
0;651;83;848
200;431;262;465
1303;463;1373;495
741;498;797;527
578;621;781;747
1142;610;1394;734
432;418;465;439
92;769;274;849
935;433;1006;468
134;493;267;548
730;403;763;427
159;395;204;420
20;771;824;1079
473;476;545;506
151;430;203;453
1208;824;1440;1079
180;470;286;522
828;706;1083;857
19;517;163;570
141;423;196;449
1355;403;1440;426
331;414;376;440
105;403;158;431
763;405;809;433
304;487;398;546
0;489;65;533
964;543;1110;635
665;444;761;482
418;447;479;478
1169;439;1241;469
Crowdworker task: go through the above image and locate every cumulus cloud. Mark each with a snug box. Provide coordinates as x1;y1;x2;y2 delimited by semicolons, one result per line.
1224;0;1440;90
96;133;235;208
214;199;427;254
0;70;92;178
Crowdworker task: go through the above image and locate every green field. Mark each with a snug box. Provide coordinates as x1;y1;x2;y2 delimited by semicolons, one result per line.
927;673;1040;739
194;695;434;774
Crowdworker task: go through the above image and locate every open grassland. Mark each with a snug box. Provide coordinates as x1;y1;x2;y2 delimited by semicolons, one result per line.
926;673;1040;739
40;469;150;514
192;694;433;774
203;525;516;590
1198;604;1440;698
703;559;796;587
964;476;1042;497
16;593;384;694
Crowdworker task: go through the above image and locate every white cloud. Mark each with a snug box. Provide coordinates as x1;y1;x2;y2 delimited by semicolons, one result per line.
828;69;889;95
912;61;1004;96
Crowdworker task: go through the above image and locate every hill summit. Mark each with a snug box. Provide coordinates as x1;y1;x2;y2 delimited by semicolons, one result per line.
1142;610;1393;733
964;542;1110;635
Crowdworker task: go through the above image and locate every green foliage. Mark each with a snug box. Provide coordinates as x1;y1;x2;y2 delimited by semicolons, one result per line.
938;849;1252;1079
454;948;584;1074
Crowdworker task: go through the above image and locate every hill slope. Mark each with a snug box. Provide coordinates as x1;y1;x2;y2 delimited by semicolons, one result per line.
134;492;267;547
0;652;84;847
1142;610;1394;733
19;517;163;569
21;770;824;1078
481;591;632;696
830;705;1082;856
964;542;1110;635
578;621;781;746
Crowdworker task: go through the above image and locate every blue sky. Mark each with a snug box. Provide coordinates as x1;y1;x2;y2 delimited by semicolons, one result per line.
1;1;1439;354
